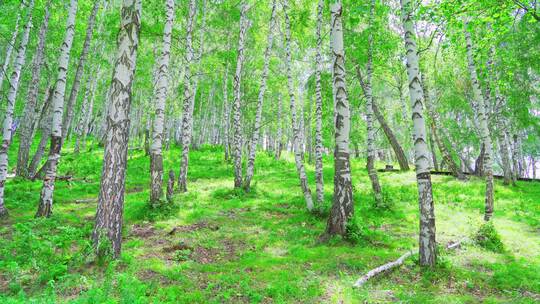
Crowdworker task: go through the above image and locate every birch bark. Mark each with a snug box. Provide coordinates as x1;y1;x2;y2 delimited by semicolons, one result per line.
243;0;277;191
326;2;353;235
177;0;198;191
62;0;100;141
422;73;466;180
28;86;53;179
464;22;494;221
150;0;174;204
400;0;436;266
35;0;78;218
0;0;34;217
365;0;383;206
314;0;325;203
92;0;142;258
17;0;51;178
283;0;314;211
231;3;250;189
0;1;24;93
222;62;231;161
274;94;283;160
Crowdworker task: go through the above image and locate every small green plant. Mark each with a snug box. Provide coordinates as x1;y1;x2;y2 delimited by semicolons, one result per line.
173;249;192;262
474;222;504;253
345;216;372;245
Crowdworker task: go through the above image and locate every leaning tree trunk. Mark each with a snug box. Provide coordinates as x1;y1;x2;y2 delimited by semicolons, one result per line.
17;0;51;178
364;0;383;206
371;102;410;171
177;0;197;191
28;86;53;179
92;0;142;259
464;22;494;221
422;73;466;180
61;0;100;141
243;0;277;192
486;46;512;185
400;0;436;267
0;1;24;92
231;3;250;189
149;0;174;205
356;65;409;172
314;0;325;203
74;66;99;153
283;0;314;211
326;2;354;236
0;1;34;217
35;0;78;218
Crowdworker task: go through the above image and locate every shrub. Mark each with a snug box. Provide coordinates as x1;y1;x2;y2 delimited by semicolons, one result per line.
474;222;504;253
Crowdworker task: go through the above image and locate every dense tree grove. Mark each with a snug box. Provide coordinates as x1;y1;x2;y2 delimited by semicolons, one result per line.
0;0;539;302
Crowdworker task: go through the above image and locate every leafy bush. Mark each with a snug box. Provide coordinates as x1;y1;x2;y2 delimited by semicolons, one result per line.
474;222;504;253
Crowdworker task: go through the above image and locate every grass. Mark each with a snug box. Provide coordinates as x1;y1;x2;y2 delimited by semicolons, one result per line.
0;139;539;303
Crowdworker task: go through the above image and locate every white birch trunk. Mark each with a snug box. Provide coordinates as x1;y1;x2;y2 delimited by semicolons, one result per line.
222;62;231;160
283;0;314;211
150;0;174;204
400;0;436;266
464;22;494;221
17;0;51;178
92;0;142;258
0;1;24;92
177;0;198;192
231;3;250;189
0;0;34;217
314;0;325;203
62;0;100;141
35;0;77;218
274;94;283;160
365;0;383;206
243;0;277;191
326;2;353;235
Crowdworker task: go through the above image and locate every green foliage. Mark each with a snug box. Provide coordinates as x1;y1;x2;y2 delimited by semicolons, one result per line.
474;222;505;253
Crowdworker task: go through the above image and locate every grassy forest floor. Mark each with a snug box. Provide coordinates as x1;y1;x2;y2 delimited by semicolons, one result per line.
1;140;539;303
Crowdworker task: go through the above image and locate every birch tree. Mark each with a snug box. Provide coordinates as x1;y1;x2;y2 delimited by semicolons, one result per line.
16;0;51;178
0;1;24;93
0;0;34;217
93;0;142;258
177;0;197;192
314;0;325;204
222;62;231;161
364;0;383;206
464;21;494;221
61;0;101;141
243;0;277;192
422;72;466;180
325;1;353;235
283;0;314;211
231;3;250;189
35;0;78;218
150;0;174;204
274;94;283;160
400;0;436;266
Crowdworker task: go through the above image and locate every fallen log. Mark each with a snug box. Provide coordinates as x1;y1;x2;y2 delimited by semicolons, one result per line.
353;251;413;288
353;238;468;288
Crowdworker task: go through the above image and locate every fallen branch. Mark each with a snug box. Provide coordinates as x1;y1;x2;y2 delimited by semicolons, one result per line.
74;198;97;204
353;251;413;288
353;238;468;288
